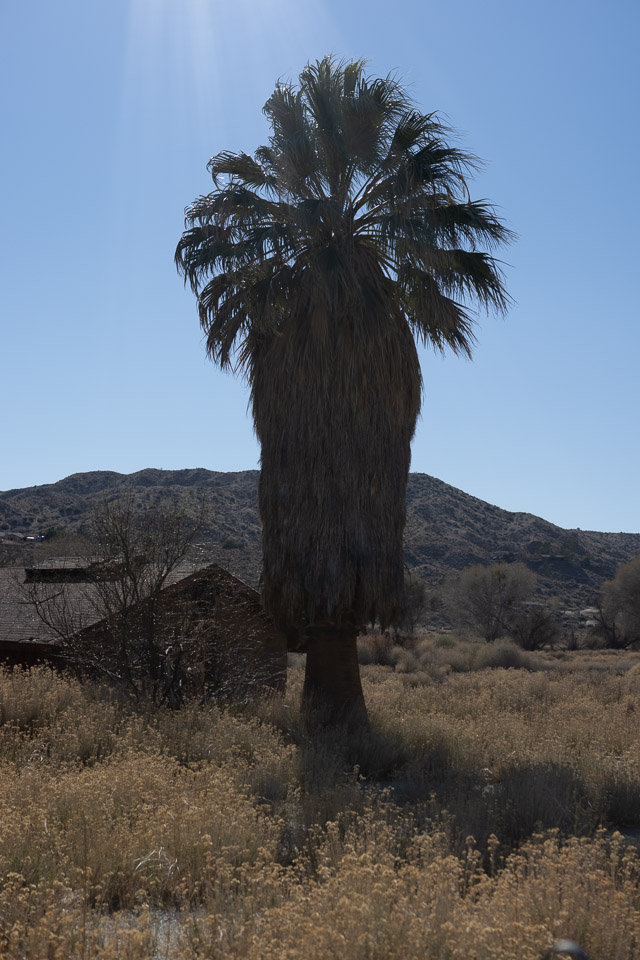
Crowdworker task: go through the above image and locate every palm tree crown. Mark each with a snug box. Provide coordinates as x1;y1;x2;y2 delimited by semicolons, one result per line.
176;56;512;641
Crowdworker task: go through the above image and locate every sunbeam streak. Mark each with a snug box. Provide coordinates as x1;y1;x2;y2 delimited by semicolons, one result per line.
119;0;338;150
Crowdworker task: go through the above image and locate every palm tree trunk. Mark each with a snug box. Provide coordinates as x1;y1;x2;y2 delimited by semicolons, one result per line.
301;622;368;730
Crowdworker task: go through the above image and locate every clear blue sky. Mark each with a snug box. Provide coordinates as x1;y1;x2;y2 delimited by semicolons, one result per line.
1;0;638;533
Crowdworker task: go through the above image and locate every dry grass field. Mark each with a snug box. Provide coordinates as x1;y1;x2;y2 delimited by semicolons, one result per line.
1;641;639;958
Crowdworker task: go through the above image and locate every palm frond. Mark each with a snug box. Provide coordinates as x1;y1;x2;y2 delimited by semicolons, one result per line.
262;85;320;194
207;151;278;192
404;197;516;250
422;248;511;313
397;262;477;356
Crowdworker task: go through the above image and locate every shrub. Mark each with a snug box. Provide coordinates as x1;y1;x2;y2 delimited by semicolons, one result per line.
473;638;539;671
357;631;395;666
509;605;562;650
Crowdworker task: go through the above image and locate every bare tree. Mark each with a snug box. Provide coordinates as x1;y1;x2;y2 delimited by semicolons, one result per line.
445;562;538;642
24;493;208;704
508;605;561;651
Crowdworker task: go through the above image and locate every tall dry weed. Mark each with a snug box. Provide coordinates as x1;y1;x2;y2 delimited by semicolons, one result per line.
0;663;639;958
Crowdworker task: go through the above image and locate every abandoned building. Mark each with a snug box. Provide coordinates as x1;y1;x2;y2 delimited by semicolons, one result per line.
0;560;287;695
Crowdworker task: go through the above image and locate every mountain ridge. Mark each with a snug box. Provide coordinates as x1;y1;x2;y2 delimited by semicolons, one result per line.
2;468;639;609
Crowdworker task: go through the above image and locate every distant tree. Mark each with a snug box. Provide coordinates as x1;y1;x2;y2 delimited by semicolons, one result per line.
508;605;561;651
392;572;428;637
446;562;537;642
595;557;640;649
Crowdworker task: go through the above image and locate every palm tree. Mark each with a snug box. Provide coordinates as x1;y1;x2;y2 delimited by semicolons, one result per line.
175;57;512;726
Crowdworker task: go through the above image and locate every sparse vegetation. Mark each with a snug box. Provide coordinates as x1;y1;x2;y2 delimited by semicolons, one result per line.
357;629;541;675
1;655;639;958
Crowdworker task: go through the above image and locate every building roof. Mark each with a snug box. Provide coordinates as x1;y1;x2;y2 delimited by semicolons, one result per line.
0;560;216;645
0;568;60;644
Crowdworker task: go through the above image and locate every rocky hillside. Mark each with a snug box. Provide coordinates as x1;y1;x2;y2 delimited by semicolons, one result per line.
2;468;639;609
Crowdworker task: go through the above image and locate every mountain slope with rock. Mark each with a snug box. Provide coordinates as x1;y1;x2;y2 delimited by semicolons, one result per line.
1;469;638;609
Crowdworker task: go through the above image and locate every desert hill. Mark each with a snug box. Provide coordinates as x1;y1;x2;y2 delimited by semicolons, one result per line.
1;468;639;609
